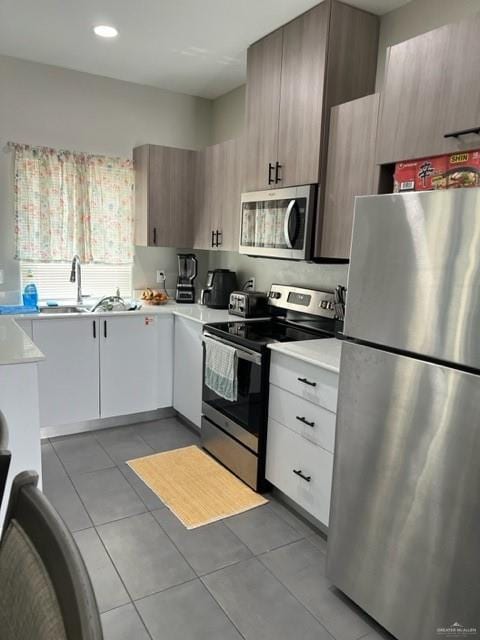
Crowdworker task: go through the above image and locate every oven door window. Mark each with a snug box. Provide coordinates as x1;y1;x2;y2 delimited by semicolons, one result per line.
240;198;306;250
203;348;263;438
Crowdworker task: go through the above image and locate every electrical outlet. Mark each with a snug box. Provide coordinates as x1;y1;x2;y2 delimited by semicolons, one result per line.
249;277;256;291
156;270;166;283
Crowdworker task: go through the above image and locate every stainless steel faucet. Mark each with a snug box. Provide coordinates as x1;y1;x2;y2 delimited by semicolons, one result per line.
69;254;82;305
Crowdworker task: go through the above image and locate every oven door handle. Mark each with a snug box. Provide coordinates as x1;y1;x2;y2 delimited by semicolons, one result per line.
203;332;262;365
283;199;297;249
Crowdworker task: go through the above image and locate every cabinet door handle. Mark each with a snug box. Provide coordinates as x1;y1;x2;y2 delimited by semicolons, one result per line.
216;230;222;247
296;416;315;427
211;230;215;247
293;469;311;482
444;126;480;139
298;377;316;387
104;320;107;339
153;227;157;245
268;162;275;185
275;161;282;183
92;321;96;339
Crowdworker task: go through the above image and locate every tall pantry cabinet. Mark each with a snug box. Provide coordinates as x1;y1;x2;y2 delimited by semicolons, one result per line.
244;0;379;259
244;0;379;194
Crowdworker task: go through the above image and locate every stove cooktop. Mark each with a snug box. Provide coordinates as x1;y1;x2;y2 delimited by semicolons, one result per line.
204;318;338;352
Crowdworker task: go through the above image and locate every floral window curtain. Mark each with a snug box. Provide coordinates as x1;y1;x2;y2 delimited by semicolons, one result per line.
11;143;135;264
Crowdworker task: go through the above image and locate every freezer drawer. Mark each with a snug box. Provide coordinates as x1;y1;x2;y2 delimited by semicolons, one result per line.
266;418;333;526
346;189;480;369
327;341;480;640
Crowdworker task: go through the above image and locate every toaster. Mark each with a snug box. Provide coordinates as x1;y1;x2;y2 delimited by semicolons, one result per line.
228;291;269;318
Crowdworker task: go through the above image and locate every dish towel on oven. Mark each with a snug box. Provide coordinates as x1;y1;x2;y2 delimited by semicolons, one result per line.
204;336;238;402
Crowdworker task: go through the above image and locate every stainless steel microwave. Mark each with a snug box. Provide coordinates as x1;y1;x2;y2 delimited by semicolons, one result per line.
239;185;316;260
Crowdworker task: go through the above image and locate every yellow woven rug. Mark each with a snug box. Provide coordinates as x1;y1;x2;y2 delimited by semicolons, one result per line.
127;445;268;529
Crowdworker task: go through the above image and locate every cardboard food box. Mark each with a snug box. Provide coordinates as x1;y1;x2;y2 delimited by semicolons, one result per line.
393;161;417;193
415;155;448;191
447;150;480;188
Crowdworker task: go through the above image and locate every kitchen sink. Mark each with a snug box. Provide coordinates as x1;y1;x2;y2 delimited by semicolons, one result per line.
38;305;89;314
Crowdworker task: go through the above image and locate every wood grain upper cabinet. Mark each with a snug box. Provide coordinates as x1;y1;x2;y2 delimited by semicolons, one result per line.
277;2;329;187
321;94;380;259
244;29;283;191
376;13;480;164
218;137;244;251
134;144;195;248
194;138;243;251
245;1;378;193
193;146;215;250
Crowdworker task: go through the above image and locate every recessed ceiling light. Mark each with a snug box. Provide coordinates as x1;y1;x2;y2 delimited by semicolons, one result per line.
93;25;118;38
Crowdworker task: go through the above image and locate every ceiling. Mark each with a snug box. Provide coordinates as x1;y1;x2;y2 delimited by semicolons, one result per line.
0;0;411;99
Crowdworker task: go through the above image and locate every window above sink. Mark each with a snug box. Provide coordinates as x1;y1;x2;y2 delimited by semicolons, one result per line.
20;262;132;302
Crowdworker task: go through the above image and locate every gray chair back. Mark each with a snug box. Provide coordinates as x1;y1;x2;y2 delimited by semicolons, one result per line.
0;471;103;640
0;410;8;449
0;410;11;510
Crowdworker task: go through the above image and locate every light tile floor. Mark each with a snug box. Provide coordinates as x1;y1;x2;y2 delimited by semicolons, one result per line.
42;417;395;640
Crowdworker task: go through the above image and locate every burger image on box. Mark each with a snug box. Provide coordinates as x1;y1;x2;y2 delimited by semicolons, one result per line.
415;155;448;191
393;160;417;192
447;150;480;188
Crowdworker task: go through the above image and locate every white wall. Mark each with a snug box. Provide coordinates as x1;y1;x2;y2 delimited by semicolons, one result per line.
0;55;212;300
211;85;246;145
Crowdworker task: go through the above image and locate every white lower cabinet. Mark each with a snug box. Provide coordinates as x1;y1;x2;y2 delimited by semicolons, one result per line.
268;384;336;453
270;352;338;412
100;315;171;418
0;362;41;527
33;318;100;427
266;351;339;527
173;315;203;427
33;314;173;428
266;418;334;526
15;318;33;339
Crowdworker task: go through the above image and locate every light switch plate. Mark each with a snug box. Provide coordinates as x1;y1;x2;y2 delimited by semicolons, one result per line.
0;269;4;285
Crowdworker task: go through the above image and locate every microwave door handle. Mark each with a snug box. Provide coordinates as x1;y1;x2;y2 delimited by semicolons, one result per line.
283;199;296;249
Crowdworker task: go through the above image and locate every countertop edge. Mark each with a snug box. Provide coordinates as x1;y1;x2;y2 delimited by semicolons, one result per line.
267;340;341;374
0;318;45;366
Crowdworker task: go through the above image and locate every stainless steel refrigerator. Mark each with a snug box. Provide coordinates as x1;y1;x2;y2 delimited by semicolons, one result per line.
327;190;480;640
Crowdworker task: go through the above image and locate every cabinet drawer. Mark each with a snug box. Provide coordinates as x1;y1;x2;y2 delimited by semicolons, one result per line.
269;352;338;412
268;384;335;453
266;418;333;526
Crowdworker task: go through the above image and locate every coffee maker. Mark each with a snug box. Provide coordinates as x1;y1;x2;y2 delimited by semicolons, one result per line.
200;269;237;309
176;254;198;303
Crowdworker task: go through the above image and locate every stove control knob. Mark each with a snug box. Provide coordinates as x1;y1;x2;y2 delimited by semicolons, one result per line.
269;291;281;299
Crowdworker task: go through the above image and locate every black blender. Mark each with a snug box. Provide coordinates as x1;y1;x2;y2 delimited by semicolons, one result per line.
175;254;198;303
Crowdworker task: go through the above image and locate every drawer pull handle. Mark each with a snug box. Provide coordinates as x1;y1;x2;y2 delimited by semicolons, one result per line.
444;126;480;139
293;469;311;482
296;416;315;427
298;377;316;387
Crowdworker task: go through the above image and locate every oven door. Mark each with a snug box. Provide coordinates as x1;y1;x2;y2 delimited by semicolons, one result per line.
202;332;265;453
239;185;316;260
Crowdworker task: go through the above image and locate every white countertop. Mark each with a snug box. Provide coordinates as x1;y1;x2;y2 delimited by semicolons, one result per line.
171;304;236;325
0;317;45;365
268;338;342;373
11;302;237;325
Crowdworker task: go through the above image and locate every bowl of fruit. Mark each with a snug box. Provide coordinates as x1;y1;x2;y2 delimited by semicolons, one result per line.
141;288;170;305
